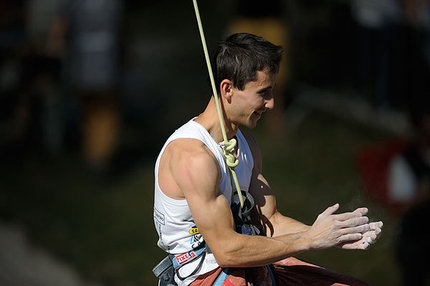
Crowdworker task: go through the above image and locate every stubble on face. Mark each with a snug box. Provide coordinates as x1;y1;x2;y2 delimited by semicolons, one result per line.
232;71;276;129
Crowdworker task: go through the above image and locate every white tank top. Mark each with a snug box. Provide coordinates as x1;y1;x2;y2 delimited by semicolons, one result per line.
153;118;254;285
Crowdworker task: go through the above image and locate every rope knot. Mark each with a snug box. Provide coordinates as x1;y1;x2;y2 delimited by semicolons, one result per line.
220;138;244;207
220;138;239;169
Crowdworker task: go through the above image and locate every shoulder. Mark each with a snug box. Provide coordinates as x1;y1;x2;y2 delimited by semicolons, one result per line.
158;138;221;199
165;138;221;181
165;137;217;164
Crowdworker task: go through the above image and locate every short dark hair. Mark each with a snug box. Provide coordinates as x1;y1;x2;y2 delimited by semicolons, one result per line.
212;33;283;92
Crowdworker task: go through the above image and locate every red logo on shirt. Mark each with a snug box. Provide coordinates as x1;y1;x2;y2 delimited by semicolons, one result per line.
176;251;197;265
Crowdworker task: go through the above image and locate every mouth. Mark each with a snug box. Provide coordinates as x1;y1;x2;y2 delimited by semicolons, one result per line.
254;111;263;119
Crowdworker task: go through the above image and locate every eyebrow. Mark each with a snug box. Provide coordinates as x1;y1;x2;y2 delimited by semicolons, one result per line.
257;86;272;94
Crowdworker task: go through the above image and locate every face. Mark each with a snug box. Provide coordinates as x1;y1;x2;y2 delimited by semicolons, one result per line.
228;70;276;129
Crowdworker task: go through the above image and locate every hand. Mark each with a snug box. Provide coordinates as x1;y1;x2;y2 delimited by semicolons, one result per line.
306;204;373;250
339;221;383;250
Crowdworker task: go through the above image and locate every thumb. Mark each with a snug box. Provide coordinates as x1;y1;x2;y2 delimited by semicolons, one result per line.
317;203;340;219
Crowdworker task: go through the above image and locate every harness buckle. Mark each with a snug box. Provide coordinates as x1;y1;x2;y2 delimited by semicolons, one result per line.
152;255;174;279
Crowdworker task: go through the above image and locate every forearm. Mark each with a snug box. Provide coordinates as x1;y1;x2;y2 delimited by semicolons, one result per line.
267;211;310;237
212;231;311;268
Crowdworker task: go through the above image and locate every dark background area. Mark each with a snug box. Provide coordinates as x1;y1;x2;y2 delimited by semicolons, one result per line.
1;0;428;285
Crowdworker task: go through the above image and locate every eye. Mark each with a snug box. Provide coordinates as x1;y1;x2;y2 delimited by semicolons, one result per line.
259;90;272;100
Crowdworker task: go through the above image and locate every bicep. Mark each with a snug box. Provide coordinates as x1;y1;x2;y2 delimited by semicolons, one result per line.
243;133;278;232
172;150;237;252
250;173;309;237
244;133;308;237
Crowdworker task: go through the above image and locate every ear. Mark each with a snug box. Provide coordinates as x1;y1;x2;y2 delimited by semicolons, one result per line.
220;79;233;102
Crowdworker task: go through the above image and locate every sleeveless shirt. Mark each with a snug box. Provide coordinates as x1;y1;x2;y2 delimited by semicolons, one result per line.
153;118;254;285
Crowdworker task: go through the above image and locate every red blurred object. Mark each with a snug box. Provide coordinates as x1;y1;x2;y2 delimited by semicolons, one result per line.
355;137;410;217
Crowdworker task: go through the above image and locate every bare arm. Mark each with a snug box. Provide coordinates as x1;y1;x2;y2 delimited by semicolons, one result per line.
243;132;383;249
165;137;376;269
168;139;309;267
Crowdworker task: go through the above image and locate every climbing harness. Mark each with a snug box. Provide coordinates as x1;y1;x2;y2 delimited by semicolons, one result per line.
153;243;209;285
231;190;258;235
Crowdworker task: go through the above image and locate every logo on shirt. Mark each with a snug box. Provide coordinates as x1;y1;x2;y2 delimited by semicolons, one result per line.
176;251;197;265
189;225;204;249
154;208;165;225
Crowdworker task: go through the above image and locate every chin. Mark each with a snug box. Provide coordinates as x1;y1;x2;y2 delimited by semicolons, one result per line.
247;120;258;129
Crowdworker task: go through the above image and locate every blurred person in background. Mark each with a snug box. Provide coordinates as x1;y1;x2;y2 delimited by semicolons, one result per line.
350;0;402;113
401;0;430;103
1;0;65;163
20;0;66;155
403;0;430;65
391;10;430;284
49;0;124;173
0;0;27;164
387;99;430;286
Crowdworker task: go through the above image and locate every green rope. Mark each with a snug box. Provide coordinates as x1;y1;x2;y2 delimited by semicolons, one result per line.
192;0;244;208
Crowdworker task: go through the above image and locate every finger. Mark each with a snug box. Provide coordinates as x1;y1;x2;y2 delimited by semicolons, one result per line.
339;225;383;250
365;222;383;240
338;232;363;243
361;228;382;245
318;203;340;219
326;203;340;214
336;215;369;228
341;223;371;235
349;216;369;227
353;207;368;216
339;236;371;250
333;210;367;222
375;227;382;236
359;241;371;250
369;221;383;230
365;231;377;243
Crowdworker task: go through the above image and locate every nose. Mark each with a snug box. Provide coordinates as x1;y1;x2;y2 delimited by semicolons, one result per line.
265;96;275;111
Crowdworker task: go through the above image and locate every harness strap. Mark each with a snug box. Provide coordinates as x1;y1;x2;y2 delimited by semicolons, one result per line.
153;249;228;285
267;264;278;286
175;249;207;281
172;247;207;269
212;268;230;286
238;190;255;219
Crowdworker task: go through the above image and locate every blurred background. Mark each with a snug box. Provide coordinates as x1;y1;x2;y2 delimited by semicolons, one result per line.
1;0;429;285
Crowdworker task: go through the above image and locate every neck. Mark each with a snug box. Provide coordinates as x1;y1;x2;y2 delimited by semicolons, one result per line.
195;96;238;143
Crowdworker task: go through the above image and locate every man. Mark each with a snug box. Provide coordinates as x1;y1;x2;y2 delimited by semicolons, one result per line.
153;33;383;285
